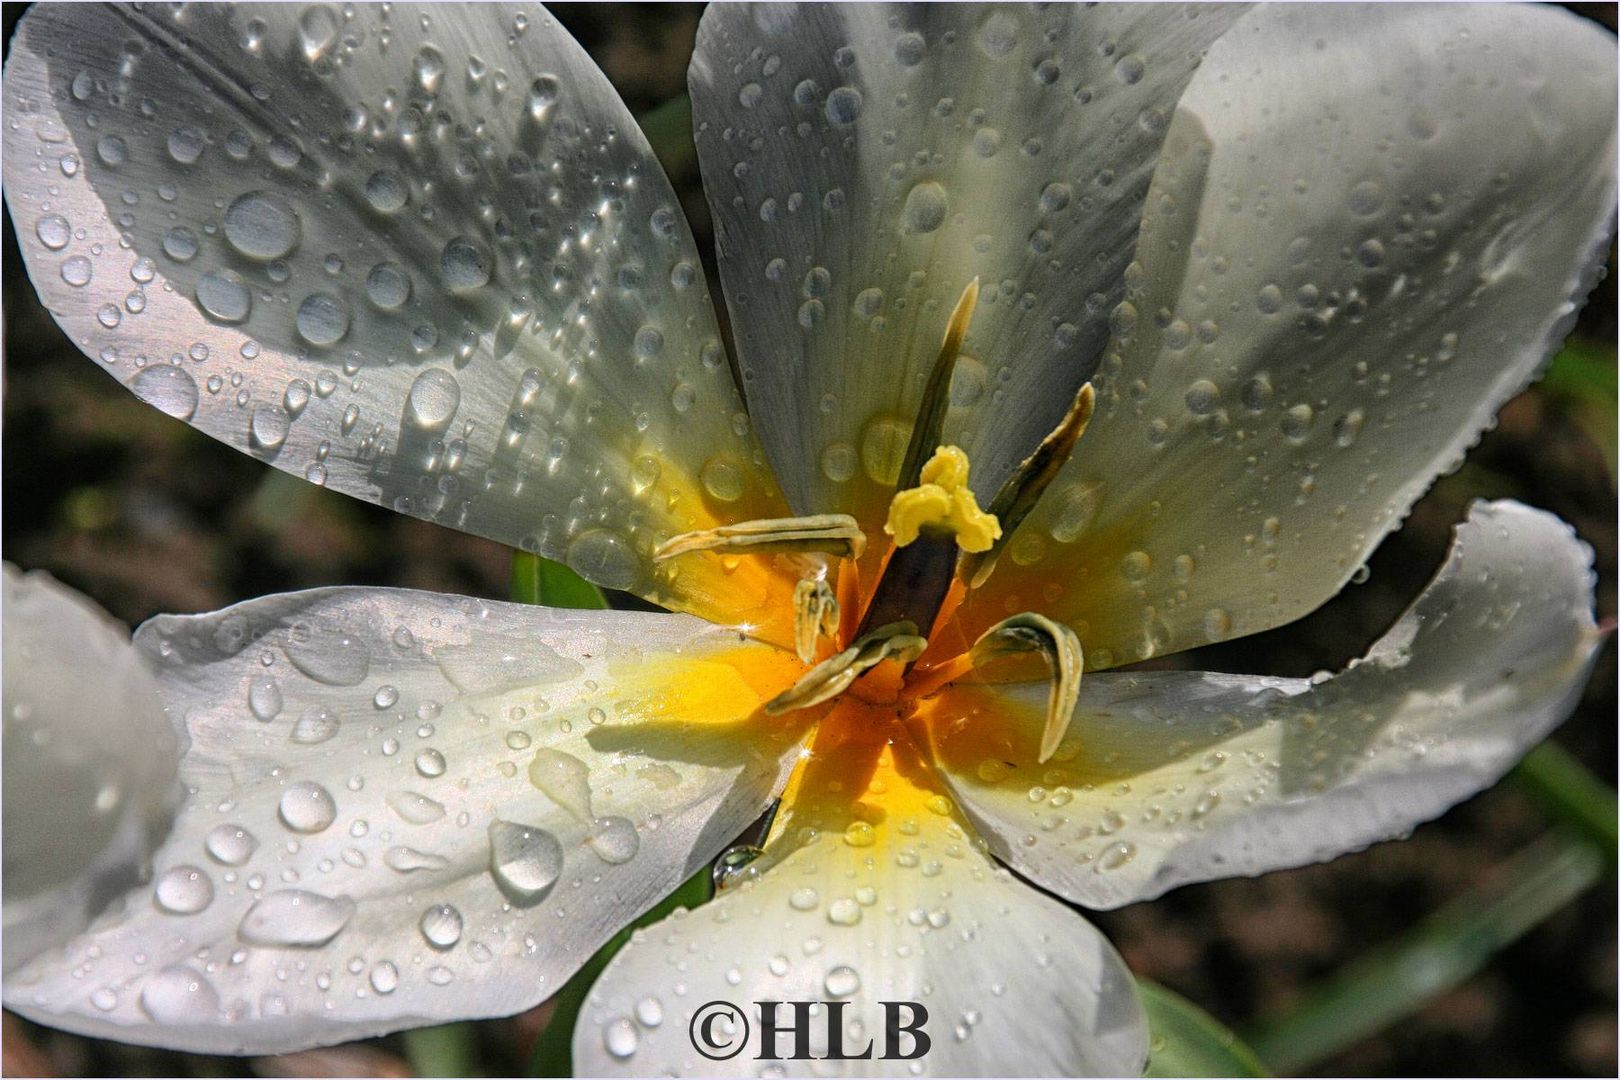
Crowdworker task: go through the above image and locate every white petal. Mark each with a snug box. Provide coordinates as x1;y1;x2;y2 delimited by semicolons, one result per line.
4;587;807;1053
574;741;1146;1077
1;566;180;973
931;501;1602;909
690;3;1244;527
964;3;1617;666
1;3;794;626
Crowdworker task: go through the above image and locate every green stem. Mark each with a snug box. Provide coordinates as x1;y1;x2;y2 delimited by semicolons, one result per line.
509;550;606;610
1511;741;1618;859
1242;830;1604;1073
528;867;714;1076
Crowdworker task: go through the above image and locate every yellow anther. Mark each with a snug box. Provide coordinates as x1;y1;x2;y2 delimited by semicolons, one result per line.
884;446;1002;553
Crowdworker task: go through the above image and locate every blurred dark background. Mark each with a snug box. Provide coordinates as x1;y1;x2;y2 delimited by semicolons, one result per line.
3;3;1615;1076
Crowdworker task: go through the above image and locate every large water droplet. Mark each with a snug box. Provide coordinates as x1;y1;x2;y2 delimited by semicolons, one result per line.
239;889;356;947
824;965;861;998
284;626;370;685
140;966;218;1023
603;1017;639;1059
195;270;252;323
130;365;200;421
441;237;492;291
419;903;463;949
204;824;258;866
295;292;350;346
278;781;337;833
291;708;340;744
224;191;301;260
564;529;639;592
153;865;214;914
407;368;461;432
527;749;593;821
489;819;564;902
586;816;640;864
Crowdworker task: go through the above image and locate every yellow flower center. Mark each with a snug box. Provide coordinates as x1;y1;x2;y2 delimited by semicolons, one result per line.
883;445;1002;553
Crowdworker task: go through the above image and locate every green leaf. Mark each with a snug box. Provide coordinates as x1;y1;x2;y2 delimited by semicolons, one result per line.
1512;741;1618;860
1140;979;1268;1077
528;866;714;1076
509;550;606;609
1243;830;1605;1073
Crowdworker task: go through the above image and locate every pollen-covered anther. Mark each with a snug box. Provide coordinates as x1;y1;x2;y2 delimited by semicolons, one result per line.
764;621;927;715
884;446;1002;553
653;513;866;562
792;578;840;664
969;612;1084;763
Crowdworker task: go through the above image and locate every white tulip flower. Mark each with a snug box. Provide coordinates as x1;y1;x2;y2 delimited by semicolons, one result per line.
1;3;1612;1075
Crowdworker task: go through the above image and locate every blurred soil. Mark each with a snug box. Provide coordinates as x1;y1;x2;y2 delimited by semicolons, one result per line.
2;4;1615;1077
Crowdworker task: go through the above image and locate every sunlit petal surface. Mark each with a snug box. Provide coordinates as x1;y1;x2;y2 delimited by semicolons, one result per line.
574;705;1147;1076
928;501;1603;909
2;565;180;975
961;3;1617;666
1;2;800;634
690;3;1244;535
4;588;806;1053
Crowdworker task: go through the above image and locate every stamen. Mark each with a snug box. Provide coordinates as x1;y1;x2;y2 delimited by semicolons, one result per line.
960;382;1095;589
764;621;928;715
896;278;981;492
969;612;1083;763
884;446;1001;552
792;578;840;664
654;514;866;562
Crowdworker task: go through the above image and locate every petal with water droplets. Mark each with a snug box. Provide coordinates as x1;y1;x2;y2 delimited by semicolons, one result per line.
963;4;1617;666
930;501;1603;909
575;701;1147;1076
1;565;180;974
1;3;799;640
689;3;1243;544
3;587;806;1053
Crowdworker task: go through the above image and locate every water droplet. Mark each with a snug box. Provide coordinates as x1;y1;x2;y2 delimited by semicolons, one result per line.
365;170;410;213
130;365;200;421
278;781;337;833
489;819;564;902
419;904;463;949
527;749;593;820
195;270;252;323
204;824;258;867
903;181;948;234
238;889;355;947
36;213;70;250
284;626;369;685
140;966;218;1023
224;191;301;260
366;262;411;308
153;865;214;914
564;529;639;592
527;75;560;120
60;255;92;287
587;816;640;864
415;748;447;778
291;709;340;744
296;292;350;346
825;86;863;125
388;790;446;825
603;1017;639;1059
247;675;283;721
407;368;461;431
441;237;492;291
370;960;400;994
827;897;862;925
824;965;860;998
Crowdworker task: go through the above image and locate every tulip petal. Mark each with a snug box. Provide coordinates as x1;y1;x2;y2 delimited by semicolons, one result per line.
573;719;1147;1077
928;501;1603;909
1;3;799;635
4;587;806;1053
960;3;1618;666
2;566;180;974
689;3;1245;535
